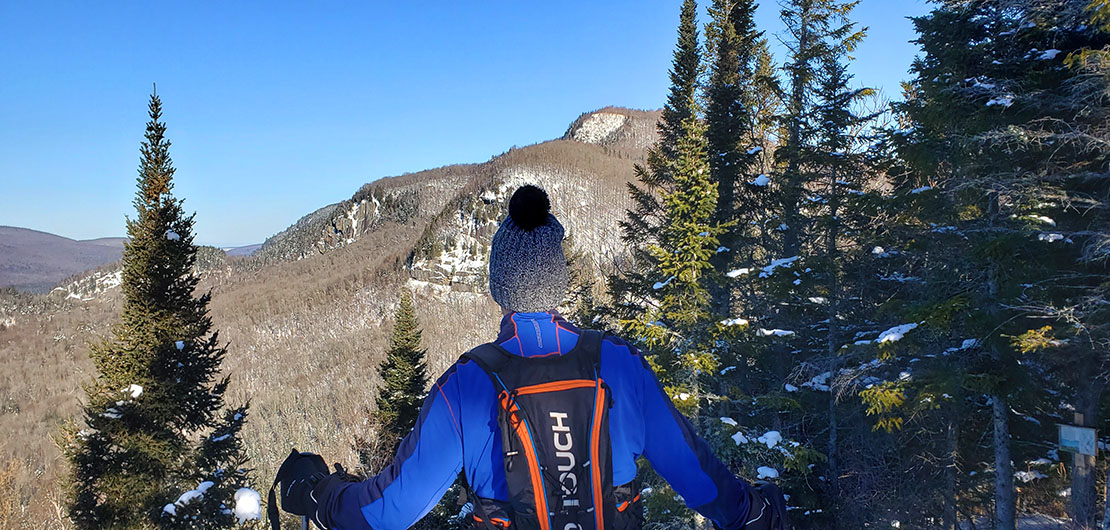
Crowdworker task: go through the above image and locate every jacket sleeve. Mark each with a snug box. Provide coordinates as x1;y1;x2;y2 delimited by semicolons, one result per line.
317;367;465;530
637;355;751;530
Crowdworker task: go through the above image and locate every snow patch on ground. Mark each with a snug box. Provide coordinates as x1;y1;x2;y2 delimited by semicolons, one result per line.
720;317;749;327
121;384;143;399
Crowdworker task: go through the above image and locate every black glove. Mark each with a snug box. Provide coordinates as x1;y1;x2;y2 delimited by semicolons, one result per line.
267;450;329;529
743;481;788;530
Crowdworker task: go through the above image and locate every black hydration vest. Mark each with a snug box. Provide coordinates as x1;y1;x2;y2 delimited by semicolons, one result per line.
463;330;615;530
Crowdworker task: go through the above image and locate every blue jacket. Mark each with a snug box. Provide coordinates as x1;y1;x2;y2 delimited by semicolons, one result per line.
319;311;750;529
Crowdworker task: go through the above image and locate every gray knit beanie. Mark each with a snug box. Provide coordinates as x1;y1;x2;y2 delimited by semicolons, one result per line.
488;185;568;313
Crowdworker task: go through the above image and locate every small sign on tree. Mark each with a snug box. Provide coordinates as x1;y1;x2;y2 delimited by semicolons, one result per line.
1058;424;1097;456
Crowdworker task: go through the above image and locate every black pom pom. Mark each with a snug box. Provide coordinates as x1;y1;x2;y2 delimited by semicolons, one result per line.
508;185;551;230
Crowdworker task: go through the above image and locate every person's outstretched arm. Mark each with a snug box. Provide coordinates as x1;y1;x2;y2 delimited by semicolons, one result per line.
315;366;466;530
636;355;751;529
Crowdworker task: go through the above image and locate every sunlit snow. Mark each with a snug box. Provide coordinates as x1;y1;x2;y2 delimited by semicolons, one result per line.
170;481;214;512
758;431;783;449
759;329;795;337
760;256;800;278
727;268;751;278
233;488;262;523
878;323;918;344
757;466;780;479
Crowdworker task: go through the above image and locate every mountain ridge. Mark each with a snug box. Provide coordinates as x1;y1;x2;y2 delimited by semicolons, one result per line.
255;106;661;288
0;226;127;293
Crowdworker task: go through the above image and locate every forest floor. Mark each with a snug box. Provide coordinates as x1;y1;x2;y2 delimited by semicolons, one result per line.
960;514;1071;529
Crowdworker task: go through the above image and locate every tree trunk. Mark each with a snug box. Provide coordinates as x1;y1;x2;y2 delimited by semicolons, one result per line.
825;166;841;528
944;413;958;530
1072;379;1102;529
1101;461;1110;530
992;395;1016;530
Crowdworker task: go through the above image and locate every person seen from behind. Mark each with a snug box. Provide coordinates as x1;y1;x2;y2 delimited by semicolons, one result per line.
275;185;789;529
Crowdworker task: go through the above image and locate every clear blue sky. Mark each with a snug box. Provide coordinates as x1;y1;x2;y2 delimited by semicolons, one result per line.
0;1;930;247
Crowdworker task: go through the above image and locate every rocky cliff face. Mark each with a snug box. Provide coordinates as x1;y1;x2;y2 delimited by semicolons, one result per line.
258;106;661;290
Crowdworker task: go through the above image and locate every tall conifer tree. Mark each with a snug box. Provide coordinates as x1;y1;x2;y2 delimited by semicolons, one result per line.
375;288;428;437
705;0;762;315
884;2;1110;527
62;92;253;529
610;0;702;324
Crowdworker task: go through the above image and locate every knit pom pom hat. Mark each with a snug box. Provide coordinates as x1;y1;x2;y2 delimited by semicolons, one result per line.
488;185;568;313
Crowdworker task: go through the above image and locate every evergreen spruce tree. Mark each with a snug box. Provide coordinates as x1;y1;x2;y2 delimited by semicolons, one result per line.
709;2;867;526
361;288;459;530
705;0;762;316
609;0;702;328
879;2;1110;528
374;288;428;438
627;113;731;528
61;92;254;529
